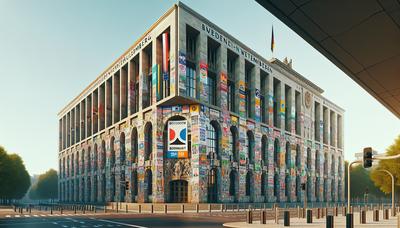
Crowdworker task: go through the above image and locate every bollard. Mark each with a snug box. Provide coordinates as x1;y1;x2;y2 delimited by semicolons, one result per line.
275;206;279;224
360;210;366;224
196;204;199;213
317;208;321;219
61;207;63;214
116;205;118;213
151;204;154;214
346;213;354;228
104;205;107;213
374;209;379;221
94;206;96;213
284;211;290;226
246;210;253;224
126;204;128;213
321;207;325;218
326;215;334;228
297;206;300;218
74;206;76;214
182;204;185;213
138;204;141;213
261;210;267;224
342;207;347;216
306;209;313;223
221;204;224;212
51;207;53;215
334;207;338;216
29;206;31;214
208;204;211;213
384;209;389;220
164;204;168;214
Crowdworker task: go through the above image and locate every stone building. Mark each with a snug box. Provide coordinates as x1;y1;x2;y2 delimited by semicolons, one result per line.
58;2;345;204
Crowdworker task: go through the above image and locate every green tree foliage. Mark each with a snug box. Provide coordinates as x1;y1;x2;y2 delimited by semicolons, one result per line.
370;135;400;195
29;169;58;200
350;164;386;199
0;146;31;200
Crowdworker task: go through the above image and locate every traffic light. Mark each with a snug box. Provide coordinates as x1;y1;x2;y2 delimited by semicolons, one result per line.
125;181;129;191
363;147;373;168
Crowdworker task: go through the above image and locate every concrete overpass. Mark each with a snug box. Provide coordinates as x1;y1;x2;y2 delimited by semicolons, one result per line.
256;0;400;118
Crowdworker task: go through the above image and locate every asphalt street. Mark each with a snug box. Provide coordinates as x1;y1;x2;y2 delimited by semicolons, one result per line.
0;213;233;228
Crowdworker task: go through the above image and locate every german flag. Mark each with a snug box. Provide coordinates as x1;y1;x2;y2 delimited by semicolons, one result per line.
271;25;275;53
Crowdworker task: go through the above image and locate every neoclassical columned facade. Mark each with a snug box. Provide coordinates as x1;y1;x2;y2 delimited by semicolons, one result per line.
58;2;345;204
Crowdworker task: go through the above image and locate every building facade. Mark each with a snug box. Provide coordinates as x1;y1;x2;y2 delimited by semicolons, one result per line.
58;3;345;204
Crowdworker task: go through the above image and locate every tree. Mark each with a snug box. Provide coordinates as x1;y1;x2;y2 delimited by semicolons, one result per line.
29;169;58;200
350;164;385;200
370;135;400;197
0;146;31;202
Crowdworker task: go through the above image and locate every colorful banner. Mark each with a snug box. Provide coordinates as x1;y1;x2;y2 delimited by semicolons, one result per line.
199;62;208;102
178;52;186;94
255;88;261;122
162;32;169;81
152;64;160;101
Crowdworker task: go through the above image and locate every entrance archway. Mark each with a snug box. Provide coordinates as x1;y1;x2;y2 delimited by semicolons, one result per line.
169;180;188;203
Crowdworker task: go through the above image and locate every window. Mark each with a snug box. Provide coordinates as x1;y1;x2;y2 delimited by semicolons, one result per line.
206;122;219;160
93;144;98;171
207;38;219;106
273;78;281;128
144;123;152;161
261;172;266;196
229;170;236;196
296;144;301;167
143;44;152;108
227;51;237;112
285;85;291;131
208;72;217;105
247;131;254;164
261;135;268;165
230;127;238;162
246;171;252;196
186;65;196;98
274;139;280;166
260;71;269;123
295;91;301;135
131;128;138;164
286;142;291;167
101;140;106;169
245;62;253;119
120;133;126;165
314;102;321;141
81;150;85;175
110;137;115;167
146;169;152;196
307;148;311;171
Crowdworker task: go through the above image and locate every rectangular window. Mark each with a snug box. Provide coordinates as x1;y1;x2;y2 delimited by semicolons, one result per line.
186;65;196;98
207;38;219;106
208;72;216;105
285;85;291;131
273;78;281;128
295;91;301;135
227;51;237;112
314;102;321;141
323;107;328;144
245;62;253;119
337;115;343;148
143;44;152;108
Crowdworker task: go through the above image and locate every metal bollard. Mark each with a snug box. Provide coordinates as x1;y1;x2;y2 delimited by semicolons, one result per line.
246;210;253;224
51;207;53;215
317;208;321;219
196;204;199;213
275;206;279;224
94;206;96;213
164;204;168;214
208;204;211;213
346;213;354;228
334;207;338;216
284;211;290;226
342;207;347;216
116;204;118;213
306;209;313;223
182;204;185;213
384;209;389;220
261;210;267;224
61;207;63;214
297;206;300;218
138;204;141;213
151;204;154;214
374;209;379;221
126;204;128;213
326;215;334;228
104;205;107;213
360;210;366;224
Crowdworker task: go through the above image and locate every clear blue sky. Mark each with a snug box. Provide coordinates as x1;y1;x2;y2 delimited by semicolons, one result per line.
0;0;398;175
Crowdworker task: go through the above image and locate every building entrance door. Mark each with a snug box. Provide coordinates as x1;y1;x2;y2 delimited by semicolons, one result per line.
169;180;188;203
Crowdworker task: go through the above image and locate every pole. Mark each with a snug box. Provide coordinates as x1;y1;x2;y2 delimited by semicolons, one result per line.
377;169;395;216
348;160;361;212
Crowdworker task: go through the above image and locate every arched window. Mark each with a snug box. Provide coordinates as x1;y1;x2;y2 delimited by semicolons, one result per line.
146;169;152;196
229;170;236;197
285;142;291;167
295;144;301;167
206;121;219;160
144;123;152;161
247;131;254;164
230;126;238;162
131;128;138;164
101;140;106;169
274;139;280;166
207;168;218;203
87;147;91;172
307;148;311;171
246;171;252;197
110;137;115;167
261;171;267;196
93;144;98;171
261;135;268;165
74;152;78;176
120;132;126;165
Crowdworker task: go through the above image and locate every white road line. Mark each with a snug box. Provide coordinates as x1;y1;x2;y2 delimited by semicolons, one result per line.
14;215;20;218
33;215;39;217
24;215;30;217
90;218;148;228
5;215;10;218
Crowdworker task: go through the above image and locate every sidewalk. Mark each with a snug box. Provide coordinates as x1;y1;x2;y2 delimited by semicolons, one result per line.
223;211;399;228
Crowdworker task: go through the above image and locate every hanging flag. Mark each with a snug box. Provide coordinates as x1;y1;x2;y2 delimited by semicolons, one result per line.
271;25;275;53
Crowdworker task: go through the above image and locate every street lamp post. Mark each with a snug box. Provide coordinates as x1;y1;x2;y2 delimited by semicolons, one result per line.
377;169;395;216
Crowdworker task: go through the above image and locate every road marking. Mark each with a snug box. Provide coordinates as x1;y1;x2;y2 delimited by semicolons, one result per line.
14;215;20;218
24;215;30;217
5;215;10;218
33;215;39;217
90;218;148;228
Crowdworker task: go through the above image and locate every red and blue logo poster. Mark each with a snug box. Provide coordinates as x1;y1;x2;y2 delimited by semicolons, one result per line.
167;120;188;158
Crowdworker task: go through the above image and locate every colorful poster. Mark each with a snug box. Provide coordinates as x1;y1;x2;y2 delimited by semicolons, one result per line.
178;52;186;94
199;62;208;102
162;33;169;81
280;99;285;114
152;64;160;101
167;120;188;152
255;88;261;122
190;104;199;115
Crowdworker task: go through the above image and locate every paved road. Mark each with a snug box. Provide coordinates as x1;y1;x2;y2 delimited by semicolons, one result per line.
0;212;233;228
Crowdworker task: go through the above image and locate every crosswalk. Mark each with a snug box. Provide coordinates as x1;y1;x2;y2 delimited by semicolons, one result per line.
3;213;98;218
